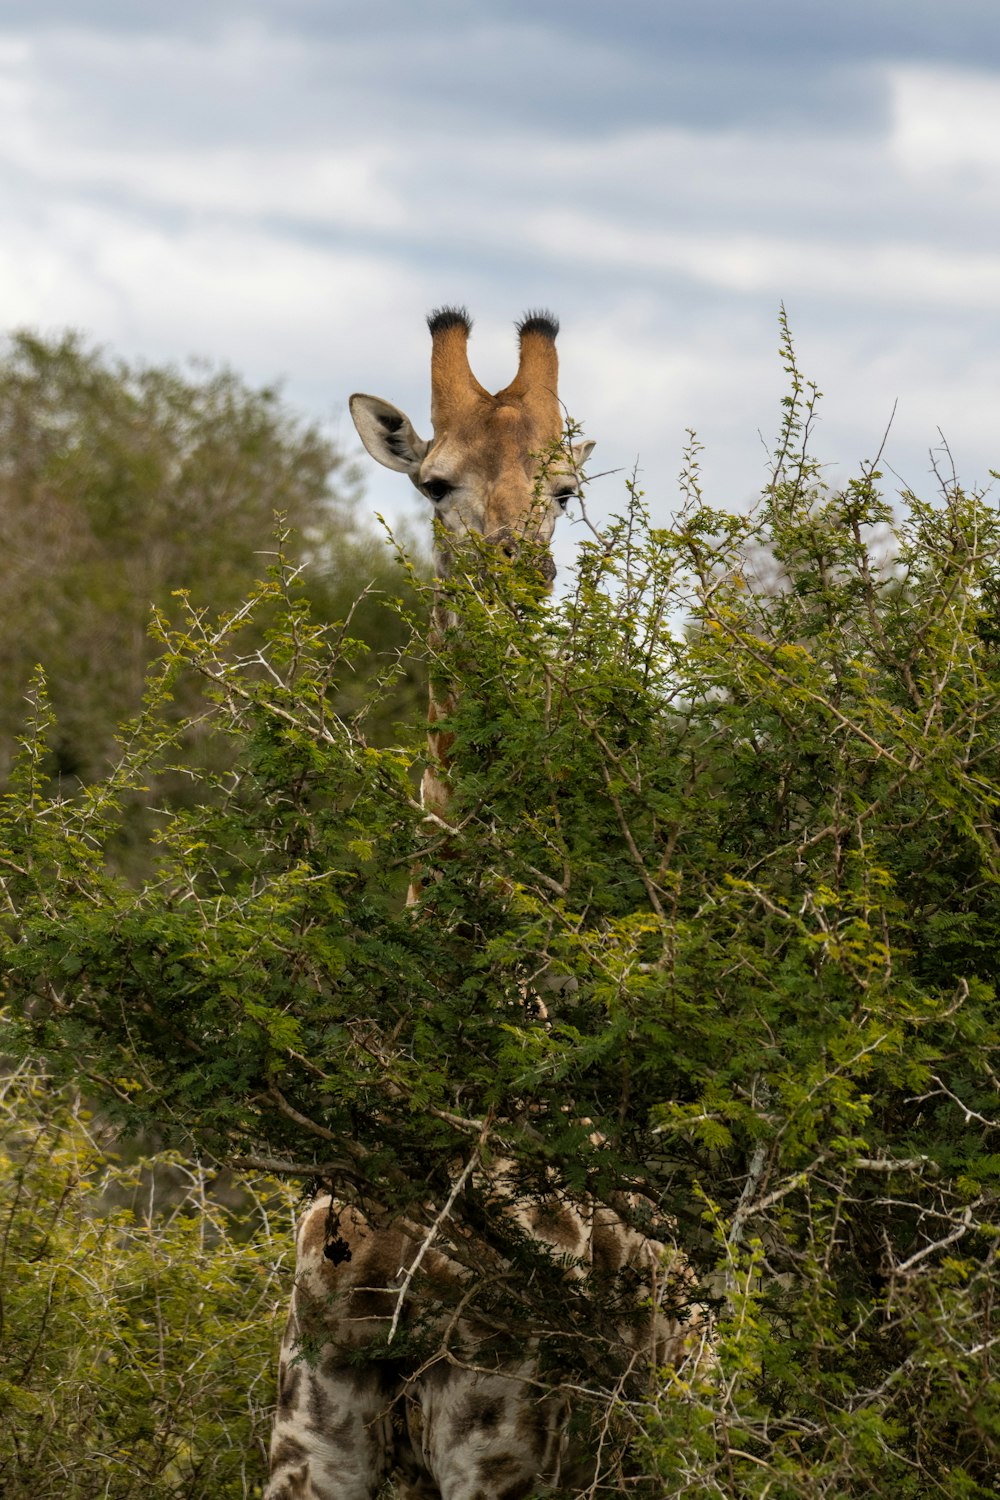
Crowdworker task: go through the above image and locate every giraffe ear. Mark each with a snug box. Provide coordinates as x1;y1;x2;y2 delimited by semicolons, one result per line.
571;438;596;468
350;393;430;474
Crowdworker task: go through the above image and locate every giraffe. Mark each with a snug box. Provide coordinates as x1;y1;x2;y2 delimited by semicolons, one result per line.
264;310;709;1500
349;307;593;851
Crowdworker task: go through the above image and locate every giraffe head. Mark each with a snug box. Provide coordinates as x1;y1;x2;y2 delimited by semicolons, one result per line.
349;308;594;580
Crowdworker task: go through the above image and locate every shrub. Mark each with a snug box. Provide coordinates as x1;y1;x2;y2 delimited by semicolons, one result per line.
0;1060;297;1499
3;322;1000;1493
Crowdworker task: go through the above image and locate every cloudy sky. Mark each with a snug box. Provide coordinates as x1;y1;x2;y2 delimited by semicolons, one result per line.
3;1;999;560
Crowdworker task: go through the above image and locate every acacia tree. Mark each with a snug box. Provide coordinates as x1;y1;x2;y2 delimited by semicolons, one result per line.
3;326;1000;1495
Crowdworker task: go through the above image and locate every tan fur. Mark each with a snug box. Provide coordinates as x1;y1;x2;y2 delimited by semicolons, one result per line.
429;318;489;428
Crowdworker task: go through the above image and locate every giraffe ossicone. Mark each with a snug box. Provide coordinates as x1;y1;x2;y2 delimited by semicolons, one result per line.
264;312;710;1500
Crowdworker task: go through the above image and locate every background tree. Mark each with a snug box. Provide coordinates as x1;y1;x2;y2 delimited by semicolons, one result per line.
0;331;426;829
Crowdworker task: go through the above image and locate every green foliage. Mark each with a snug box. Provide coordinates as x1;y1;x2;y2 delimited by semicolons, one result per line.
0;331;426;854
0;1059;297;1498
4;319;1000;1492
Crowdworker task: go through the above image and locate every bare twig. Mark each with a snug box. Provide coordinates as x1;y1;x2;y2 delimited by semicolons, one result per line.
386;1123;491;1345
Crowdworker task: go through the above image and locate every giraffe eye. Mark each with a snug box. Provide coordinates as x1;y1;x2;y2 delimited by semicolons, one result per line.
423;478;453;503
554;489;576;510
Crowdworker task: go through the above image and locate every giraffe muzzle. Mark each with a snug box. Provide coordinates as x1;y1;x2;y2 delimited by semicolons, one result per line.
491;527;557;583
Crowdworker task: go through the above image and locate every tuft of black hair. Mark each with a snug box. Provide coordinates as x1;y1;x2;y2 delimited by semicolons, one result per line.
516;309;559;341
427;305;472;336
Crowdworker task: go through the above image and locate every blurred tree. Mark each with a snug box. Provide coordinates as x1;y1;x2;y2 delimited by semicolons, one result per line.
0;331;426;810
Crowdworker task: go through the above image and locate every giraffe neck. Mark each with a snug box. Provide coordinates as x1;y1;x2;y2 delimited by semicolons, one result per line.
421;590;457;820
406;592;458;905
420;683;455;822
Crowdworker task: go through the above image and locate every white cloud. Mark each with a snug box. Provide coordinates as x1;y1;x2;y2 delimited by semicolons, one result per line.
0;199;429;388
525;212;1000;310
889;63;1000;179
0;27;404;231
11;141;404;232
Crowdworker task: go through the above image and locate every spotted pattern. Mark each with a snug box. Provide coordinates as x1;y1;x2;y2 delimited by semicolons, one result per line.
264;1181;710;1500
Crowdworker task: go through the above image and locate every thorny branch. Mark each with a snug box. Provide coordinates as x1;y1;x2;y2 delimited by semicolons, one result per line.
386;1117;492;1345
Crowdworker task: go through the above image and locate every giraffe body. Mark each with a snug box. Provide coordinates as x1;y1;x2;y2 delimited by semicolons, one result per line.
266;1185;706;1500
264;1196;567;1500
266;312;710;1498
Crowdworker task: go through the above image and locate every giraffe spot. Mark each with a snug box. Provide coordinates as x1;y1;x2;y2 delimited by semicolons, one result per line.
277;1361;302;1417
451;1392;506;1440
497;1482;536;1500
270;1435;309;1470
591;1216;627;1275
347;1238;409;1320
266;1466;311;1499
328;1410;359;1446
419;1358;451;1391
307;1375;334;1431
477;1453;527;1484
529;1201;583;1250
